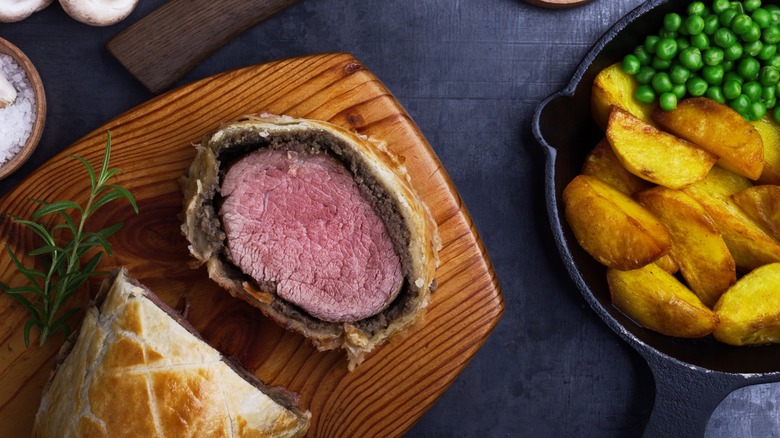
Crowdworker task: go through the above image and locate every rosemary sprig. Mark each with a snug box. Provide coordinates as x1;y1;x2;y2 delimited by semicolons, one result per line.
0;132;138;347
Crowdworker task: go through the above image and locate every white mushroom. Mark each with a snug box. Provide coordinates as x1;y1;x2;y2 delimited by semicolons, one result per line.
0;0;53;22
59;0;138;26
0;72;17;108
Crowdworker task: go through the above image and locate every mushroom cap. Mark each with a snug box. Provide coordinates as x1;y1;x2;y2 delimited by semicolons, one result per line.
59;0;138;26
0;0;53;22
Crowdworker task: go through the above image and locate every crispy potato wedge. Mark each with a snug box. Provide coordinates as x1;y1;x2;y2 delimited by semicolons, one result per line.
732;185;780;241
606;107;717;189
563;175;671;270
655;253;679;274
750;117;780;185
581;138;653;194
591;62;656;130
653;97;764;180
682;167;780;271
713;263;780;345
636;186;736;307
608;264;717;338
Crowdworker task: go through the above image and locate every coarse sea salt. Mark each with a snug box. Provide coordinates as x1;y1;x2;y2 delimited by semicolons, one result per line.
0;53;36;167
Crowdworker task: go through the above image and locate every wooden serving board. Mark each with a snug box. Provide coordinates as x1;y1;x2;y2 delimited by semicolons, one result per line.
0;53;503;436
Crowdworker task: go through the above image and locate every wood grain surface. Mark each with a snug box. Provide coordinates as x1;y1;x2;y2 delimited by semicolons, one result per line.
0;53;503;436
107;0;301;93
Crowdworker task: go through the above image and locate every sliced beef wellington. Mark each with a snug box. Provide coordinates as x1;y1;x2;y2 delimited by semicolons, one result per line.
33;267;310;438
180;114;440;369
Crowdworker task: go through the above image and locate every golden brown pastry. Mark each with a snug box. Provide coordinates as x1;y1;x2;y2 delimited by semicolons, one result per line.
33;267;310;437
180;114;440;370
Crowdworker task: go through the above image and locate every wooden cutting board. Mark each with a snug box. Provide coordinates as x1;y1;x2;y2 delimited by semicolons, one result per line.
0;53;503;436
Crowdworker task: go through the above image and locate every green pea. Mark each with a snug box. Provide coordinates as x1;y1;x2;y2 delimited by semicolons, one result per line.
722;60;735;72
750;101;767;120
761;66;780;85
622;54;642;75
670;64;691;84
691;32;711;50
763;84;776;100
652;72;674;93
634;46;652;65
725;71;744;83
715;27;738;48
704;47;725;65
732;14;753;34
679;47;704;71
702;64;725;84
652;57;673;70
723;79;743;99
724;42;744;60
707;85;726;103
738;56;761;80
659;29;678;39
713;0;731;14
744;80;763;101
636;65;656;84
704;14;721;34
759;43;777;60
635;85;656;104
672;84;687;99
753;8;772;28
687;76;709;96
664;13;682;32
677;37;691;50
730;94;751;113
764;25;780;44
720;9;739;28
744;40;764;56
659;92;678;111
686;14;706;34
744;0;762;13
770;54;780;69
764;95;776;109
656;38;678;60
742;22;762;42
688;1;706;16
645;35;660;53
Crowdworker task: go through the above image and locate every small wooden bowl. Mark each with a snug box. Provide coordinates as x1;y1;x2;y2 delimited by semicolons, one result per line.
0;37;46;180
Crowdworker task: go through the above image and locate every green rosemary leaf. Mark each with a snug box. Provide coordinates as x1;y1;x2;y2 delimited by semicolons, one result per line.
88;188;135;216
27;245;65;257
98;132;112;186
30;200;83;221
2;131;138;348
71;155;97;192
23;319;36;348
12;219;56;247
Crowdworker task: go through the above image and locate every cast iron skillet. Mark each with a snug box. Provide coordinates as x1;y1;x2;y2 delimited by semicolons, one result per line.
532;1;780;436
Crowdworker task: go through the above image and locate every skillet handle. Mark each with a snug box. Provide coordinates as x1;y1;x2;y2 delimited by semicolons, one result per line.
642;352;747;437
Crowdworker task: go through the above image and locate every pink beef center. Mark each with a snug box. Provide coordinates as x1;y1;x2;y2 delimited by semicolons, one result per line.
220;148;404;322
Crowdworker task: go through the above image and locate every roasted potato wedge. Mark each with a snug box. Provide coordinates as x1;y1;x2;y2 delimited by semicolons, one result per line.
653;97;764;180
608;264;717;338
591;62;656;130
655;253;679;274
750;117;780;185
682;167;780;271
636;186;736;307
713;263;780;345
581;138;653;194
606;107;717;189
732;185;780;241
563;175;671;270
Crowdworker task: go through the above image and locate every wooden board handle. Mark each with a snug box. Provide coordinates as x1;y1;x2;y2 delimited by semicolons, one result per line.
107;0;301;94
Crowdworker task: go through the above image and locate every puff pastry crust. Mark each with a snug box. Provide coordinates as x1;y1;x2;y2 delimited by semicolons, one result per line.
33;268;310;437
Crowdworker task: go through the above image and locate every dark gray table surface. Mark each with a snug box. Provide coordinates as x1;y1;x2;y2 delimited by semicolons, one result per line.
1;0;778;436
